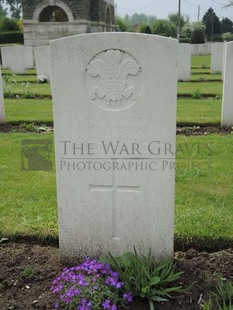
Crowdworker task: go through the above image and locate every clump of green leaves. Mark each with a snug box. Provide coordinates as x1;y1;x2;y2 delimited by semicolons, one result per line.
19;122;37;132
103;247;184;310
3;74;14;98
192;88;202;99
202;275;233;309
213;276;233;309
22;82;35;99
23;265;35;279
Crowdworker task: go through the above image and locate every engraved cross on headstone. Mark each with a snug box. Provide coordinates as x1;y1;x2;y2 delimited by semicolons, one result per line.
90;169;140;240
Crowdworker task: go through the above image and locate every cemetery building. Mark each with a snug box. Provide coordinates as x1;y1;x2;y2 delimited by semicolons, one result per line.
22;0;115;46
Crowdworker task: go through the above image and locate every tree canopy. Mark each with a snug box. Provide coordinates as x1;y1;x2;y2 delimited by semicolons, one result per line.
202;7;221;41
0;0;22;19
152;19;176;37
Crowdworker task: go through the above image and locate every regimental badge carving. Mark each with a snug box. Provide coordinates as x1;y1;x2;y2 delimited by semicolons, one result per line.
85;49;142;111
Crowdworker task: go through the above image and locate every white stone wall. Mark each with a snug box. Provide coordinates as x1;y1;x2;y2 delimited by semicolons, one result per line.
34;46;51;81
222;42;233;127
0;66;5;124
178;44;192;81
211;42;224;74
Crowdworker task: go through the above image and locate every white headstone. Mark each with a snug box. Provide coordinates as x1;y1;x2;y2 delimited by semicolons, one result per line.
211;42;224;74
34;46;50;81
1;46;25;74
0;66;5;124
207;43;212;54
178;43;192;81
23;46;34;69
192;44;199;56
222;42;233;127
199;44;208;55
50;33;177;260
1;47;11;69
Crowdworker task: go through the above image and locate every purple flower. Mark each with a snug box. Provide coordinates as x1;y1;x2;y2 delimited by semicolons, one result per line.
103;299;111;309
123;292;133;302
102;299;117;310
102;299;118;310
50;258;128;309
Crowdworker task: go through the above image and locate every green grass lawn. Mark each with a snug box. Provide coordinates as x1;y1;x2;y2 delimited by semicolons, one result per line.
175;134;233;239
3;75;38;83
177;99;221;124
1;54;223;125
4;82;51;97
2;69;36;75
191;74;221;82
0;133;233;241
191;55;211;68
0;55;232;248
5;98;53;123
0;133;57;238
178;81;222;96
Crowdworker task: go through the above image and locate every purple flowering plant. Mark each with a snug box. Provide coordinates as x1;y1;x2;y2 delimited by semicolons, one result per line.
50;258;133;309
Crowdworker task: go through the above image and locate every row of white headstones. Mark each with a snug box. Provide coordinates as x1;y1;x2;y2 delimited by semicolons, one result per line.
0;34;232;261
0;42;227;79
0;41;231;126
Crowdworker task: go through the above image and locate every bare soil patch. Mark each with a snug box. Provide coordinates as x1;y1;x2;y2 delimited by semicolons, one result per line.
0;242;233;309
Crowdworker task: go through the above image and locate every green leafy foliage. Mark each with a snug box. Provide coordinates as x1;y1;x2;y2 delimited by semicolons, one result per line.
0;31;23;44
5;0;22;19
0;17;19;31
139;24;151;34
213;276;233;308
152;19;176;37
190;27;205;43
202;7;221;41
103;248;184;310
221;18;233;33
116;16;130;32
202;275;233;309
124;13;156;28
192;89;203;99
23;265;35;279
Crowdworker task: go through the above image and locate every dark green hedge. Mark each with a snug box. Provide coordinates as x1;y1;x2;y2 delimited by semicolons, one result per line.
179;37;190;43
0;31;24;44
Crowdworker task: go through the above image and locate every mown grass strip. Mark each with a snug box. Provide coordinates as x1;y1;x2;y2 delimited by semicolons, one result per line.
191;55;211;68
5;98;53;123
0;133;233;242
177;98;221;124
178;81;222;96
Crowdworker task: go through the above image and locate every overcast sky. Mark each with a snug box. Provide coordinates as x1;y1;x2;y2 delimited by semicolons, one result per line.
115;0;233;22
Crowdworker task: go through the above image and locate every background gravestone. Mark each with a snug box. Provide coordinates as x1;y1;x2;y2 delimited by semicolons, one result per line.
23;46;34;69
34;46;51;81
1;47;11;69
211;42;224;74
178;43;191;81
50;33;178;261
0;66;5;124
1;46;25;74
222;42;233;127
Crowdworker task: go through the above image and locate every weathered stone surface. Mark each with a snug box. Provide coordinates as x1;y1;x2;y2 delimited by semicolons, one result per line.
2;46;26;74
50;33;177;261
22;0;115;46
23;46;34;69
34;46;50;81
222;42;233;127
211;42;225;74
0;66;5;124
178;43;191;81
